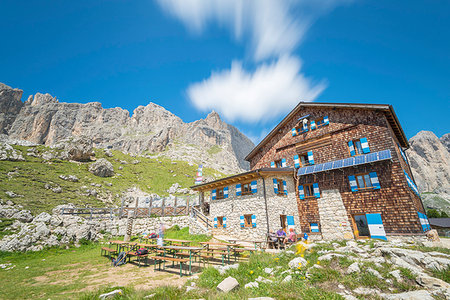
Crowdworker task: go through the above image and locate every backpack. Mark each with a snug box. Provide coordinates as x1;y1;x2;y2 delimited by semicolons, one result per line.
112;251;127;267
149;233;157;239
136;248;148;256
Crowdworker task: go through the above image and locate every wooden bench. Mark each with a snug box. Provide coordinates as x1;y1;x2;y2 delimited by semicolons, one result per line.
149;256;189;276
101;247;117;260
127;251;149;267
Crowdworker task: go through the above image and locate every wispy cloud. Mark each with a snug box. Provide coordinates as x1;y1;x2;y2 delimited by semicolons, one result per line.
188;55;326;123
156;0;351;124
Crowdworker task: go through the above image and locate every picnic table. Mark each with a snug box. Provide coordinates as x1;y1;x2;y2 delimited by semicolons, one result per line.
109;240;129;252
164;239;192;246
156;245;203;276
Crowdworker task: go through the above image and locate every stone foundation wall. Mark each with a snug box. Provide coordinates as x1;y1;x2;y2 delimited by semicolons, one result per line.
209;175;301;241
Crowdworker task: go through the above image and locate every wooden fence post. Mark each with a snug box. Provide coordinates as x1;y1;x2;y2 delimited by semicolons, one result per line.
174;196;177;216
148;197;152;217
187;196;190;215
162;197;165;217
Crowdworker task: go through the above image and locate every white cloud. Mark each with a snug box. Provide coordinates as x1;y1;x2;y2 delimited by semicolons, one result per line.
187;55;326;123
156;0;351;60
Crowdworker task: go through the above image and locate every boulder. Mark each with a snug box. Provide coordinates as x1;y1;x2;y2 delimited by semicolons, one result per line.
217;276;239;293
11;210;33;223
416;274;450;290
389;270;402;282
426;229;440;242
288;257;308;269
367;267;383;279
244;281;259;289
282;275;292;282
33;212;52;224
382;290;434;300
89;158;114;177
99;289;123;299
62;136;94;161
346;262;360;274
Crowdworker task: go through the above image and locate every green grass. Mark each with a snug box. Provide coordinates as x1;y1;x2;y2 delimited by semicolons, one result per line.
0;218;16;239
207;145;222;156
163;226;211;245
0;145;225;215
431;266;450;283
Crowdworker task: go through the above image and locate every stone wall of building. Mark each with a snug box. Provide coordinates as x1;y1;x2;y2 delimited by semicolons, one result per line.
209;175;301;241
317;189;354;240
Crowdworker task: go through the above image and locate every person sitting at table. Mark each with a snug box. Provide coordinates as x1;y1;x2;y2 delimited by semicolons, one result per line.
284;228;297;244
276;228;286;237
268;230;278;249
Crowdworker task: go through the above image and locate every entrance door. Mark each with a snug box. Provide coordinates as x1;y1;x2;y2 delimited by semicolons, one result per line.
353;214;370;238
280;215;287;232
366;213;387;240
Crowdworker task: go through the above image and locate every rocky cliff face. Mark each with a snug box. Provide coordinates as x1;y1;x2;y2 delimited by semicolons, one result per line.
0;83;254;173
407;131;450;212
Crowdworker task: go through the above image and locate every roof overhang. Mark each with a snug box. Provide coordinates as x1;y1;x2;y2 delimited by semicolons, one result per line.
190;167;294;192
245;102;410;162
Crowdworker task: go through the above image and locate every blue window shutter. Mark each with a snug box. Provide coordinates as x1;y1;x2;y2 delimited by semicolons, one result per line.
313;183;320;198
292;128;297;136
224;186;229;198
298;185;305;199
286;216;295;230
273;178;278;194
361;137;370;153
251;215;256;228
236;184;241;196
348;141;356;156
283;180;288;195
348;175;358;192
281;158;287;168
212;189;216;200
369;172;380;190
251;180;257;194
214;217;217;228
323;116;329;125
294;155;300;168
311;120;316;130
223;217;227;228
308;151;315;165
310;223;319;233
270;161;275;168
240;215;244;228
366;213;387;240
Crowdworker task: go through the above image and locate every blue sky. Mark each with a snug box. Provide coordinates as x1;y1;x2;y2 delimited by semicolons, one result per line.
0;0;449;144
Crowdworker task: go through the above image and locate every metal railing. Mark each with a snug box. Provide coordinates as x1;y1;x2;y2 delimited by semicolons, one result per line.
191;207;213;229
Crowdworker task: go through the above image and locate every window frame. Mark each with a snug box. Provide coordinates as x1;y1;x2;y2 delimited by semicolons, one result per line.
275;179;285;196
241;182;252;195
355;173;374;190
274;159;283;168
298;153;310;167
351;139;364;156
216;187;225;200
303;183;314;198
217;216;224;228
244;214;253;228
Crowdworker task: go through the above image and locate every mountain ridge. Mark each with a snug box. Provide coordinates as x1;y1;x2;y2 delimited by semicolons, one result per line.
0;83;254;174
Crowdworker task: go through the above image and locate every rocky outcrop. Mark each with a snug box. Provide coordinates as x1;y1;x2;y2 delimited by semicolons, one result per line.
441;133;450;152
407;131;450;212
89;158;114;177
0;83;254;173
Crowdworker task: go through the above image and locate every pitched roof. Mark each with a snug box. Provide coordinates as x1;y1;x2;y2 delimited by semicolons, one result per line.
245;102;409;162
429;218;450;228
190;167;294;191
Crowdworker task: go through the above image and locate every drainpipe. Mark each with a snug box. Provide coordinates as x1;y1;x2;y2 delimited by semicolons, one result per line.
257;171;270;234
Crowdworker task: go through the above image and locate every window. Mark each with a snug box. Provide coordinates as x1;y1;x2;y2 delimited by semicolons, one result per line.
303;184;314;198
298;153;310;167
274;159;283;168
355;173;373;189
244;214;253;228
217;216;224;228
242;182;252;195
216;188;224;199
276;179;284;195
280;215;287;232
352;139;364;155
316;118;325;127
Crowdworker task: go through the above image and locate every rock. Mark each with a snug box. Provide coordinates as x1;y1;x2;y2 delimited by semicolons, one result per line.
216;276;239;293
339;294;358;300
33;212;52;223
5;191;22;198
317;253;344;261
143;294;155;299
288;257;308;269
186;286;196;292
0;142;24;161
104;149;113;157
89;158;114;177
255;276;272;283
59;175;79;182
426;230;440;242
346;262;360;274
11;210;33;223
367;267;383;279
59;136;94;161
353;287;380;296
389;270;402;282
99;289;123;299
282;275;292;282
245;281;259;289
264;267;273;274
214;263;239;275
416;274;450;290
382;290;434;300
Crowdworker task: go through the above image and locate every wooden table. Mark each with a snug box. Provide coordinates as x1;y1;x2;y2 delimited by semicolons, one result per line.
109;240;129;252
164;239;192;246
159;245;203;275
